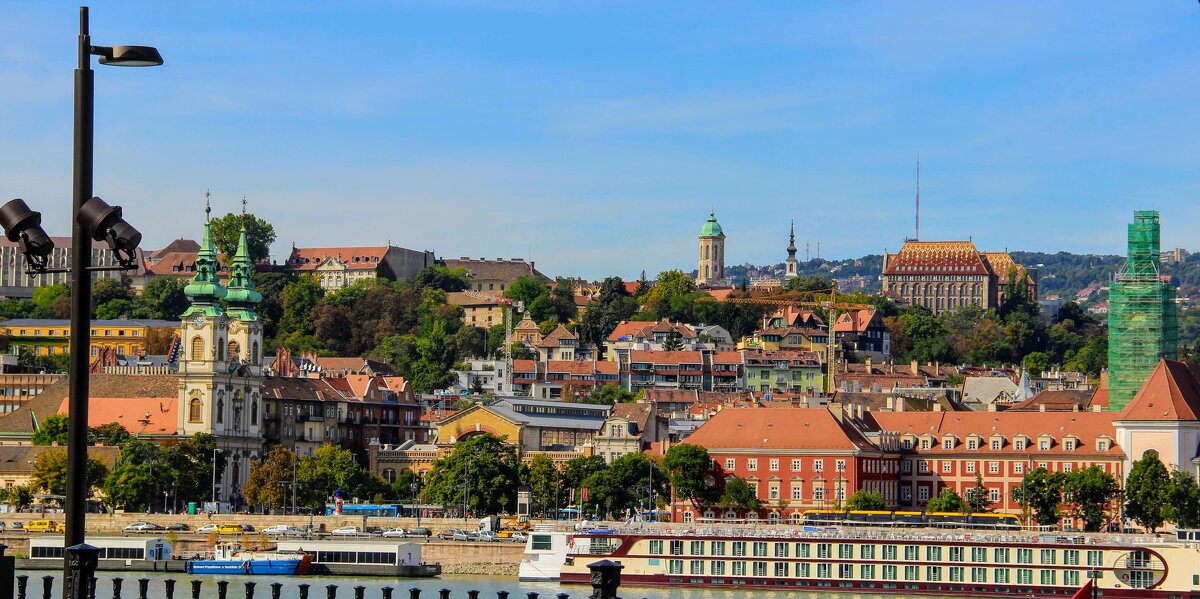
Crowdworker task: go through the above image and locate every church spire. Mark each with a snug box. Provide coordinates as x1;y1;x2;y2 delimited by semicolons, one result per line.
787;221;797;257
225;198;262;321
183;194;227;317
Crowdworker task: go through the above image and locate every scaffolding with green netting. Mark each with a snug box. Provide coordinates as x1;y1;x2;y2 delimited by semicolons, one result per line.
1107;210;1178;412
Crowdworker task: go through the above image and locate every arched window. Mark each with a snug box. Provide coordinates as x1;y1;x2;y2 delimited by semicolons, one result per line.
217;341;225;362
216;392;225;424
252;342;259;365
705;245;710;259
228;340;240;362
188;397;202;423
251;399;259;426
190;337;205;361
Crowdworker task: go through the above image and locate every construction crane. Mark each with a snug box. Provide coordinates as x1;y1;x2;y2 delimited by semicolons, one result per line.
717;288;872;395
463;291;523;393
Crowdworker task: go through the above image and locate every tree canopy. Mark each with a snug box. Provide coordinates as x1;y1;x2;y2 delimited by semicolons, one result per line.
209;212;276;264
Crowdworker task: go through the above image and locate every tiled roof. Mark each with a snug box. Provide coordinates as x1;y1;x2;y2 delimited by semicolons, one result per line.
0;374;180;434
769;307;823;328
756;326;825;338
629;350;705;365
883;241;990;275
595;361;619;374
57;395;177;436
312;357;397;376
288;247;389;271
833;310;878;333
446;292;506;307
513;360;537;373
622;282;641;295
441;258;549;282
1008;390;1098;412
261;377;349;401
868;410;1122;456
610;402;654;434
1118;360;1200;421
711;352;743;365
687;408;877;451
538;324;578;348
642;389;698;404
148;238;201;262
546;360;598;375
606;320;696;343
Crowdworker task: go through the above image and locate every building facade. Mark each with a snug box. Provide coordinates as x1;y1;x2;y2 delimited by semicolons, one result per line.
881;241;1036;315
0;237;138;300
287;246;435;291
1;318;179;358
441;258;550;293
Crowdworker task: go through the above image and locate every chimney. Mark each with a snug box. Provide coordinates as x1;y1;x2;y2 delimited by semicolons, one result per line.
935;362;941;376
889;361;895;375
933;402;942;412
896;397;905;412
856;404;864;420
910;360;919;376
987;403;997;412
865;357;872;369
1039;404;1046;412
1093;404;1102;412
886;396;895;411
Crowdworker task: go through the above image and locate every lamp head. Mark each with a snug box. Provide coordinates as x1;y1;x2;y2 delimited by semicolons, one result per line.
0;199;55;271
78;196;142;266
96;45;163;67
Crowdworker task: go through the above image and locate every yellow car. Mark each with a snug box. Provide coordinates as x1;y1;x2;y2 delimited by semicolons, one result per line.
217;524;247;534
26;520;64;533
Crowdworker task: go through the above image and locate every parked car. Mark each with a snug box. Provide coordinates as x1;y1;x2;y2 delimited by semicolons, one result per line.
452;529;473;541
381;527;407;538
509;531;527;543
26;520;64;533
436;529;463;541
240;524;255;532
166;523;190;531
196;524;219;534
263;525;303;536
407;527;431;538
216;524;245;534
331;526;362;536
10;522;22;530
474;531;500;542
125;522;165;532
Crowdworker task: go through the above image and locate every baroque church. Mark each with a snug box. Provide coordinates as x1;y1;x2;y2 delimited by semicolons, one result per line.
176;204;266;498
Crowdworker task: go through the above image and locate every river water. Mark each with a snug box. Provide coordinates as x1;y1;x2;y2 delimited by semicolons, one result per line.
19;571;904;599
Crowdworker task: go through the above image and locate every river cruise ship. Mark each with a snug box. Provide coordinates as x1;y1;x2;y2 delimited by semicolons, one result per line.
555;526;1198;598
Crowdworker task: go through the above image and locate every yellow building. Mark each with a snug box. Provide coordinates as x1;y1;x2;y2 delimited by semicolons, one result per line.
736;326;829;361
446;292;508;329
0;318;179;358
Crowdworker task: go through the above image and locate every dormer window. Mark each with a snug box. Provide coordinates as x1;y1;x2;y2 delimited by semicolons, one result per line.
966;438;978;451
943;439;954;450
1014;438;1027;451
1063;438;1077;451
1038;438;1052;451
1097;439;1110;452
920;438;931;450
990;437;1003;451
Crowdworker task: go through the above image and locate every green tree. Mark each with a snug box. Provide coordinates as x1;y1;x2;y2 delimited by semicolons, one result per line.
209;212;276;264
252;271;293;343
31;414;69;446
1166;470;1200;529
965;474;992;513
103;463;154;511
423;434;520;516
927;488;966;513
242;445;297;511
297;444;386;508
95;299;135;320
504;277;556;322
1014;467;1065;526
561;456;607;500
135;277;190;320
585;452;667;519
1125;449;1170;532
845;490;887;511
525;455;559;518
661;331;683;352
31;284;69;316
717;476;760;510
641;270;697;319
1022;351;1050;377
277;275;325;338
663;444;712;508
8;485;33;509
413;265;470;292
1063;466;1120;532
32;448;108;497
585;384;635;405
91;278;133;316
88;422;130;446
785;275;832;293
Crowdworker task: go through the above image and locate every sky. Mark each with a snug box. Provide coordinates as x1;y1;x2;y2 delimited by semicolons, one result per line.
2;2;1199;281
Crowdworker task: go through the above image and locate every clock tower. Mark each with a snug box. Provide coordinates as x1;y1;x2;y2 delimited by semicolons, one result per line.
177;201;264;505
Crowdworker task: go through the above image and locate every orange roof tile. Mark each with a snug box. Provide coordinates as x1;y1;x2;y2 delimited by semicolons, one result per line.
1118;360;1200;421
57;396;178;436
867;410;1121;456
712;352;743;365
629;350;705;365
288;247;389;271
687;408;876;451
883;241;990;276
833;309;877;333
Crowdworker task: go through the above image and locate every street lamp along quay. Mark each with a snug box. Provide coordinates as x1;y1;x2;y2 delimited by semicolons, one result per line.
0;8;160;599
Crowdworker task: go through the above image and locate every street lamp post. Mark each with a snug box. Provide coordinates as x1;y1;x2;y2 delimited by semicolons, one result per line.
63;8;161;599
211;447;222;507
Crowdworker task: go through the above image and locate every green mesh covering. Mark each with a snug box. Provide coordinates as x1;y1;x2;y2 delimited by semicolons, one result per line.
1107;210;1178;411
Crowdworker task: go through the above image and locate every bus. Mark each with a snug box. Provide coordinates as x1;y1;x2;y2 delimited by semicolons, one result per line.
800;509;1021;529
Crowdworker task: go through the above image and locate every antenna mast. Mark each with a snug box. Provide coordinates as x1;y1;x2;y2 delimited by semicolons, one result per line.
915;152;921;241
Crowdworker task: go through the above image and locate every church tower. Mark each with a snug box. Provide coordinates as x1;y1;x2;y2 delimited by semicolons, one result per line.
696;212;726;287
784;221;799;282
177;201;264;505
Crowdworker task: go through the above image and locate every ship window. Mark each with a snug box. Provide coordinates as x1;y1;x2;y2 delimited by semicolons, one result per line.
710;561;724;576
669;540;683;555
710;541;725;556
648;540;662;555
531;535;553;551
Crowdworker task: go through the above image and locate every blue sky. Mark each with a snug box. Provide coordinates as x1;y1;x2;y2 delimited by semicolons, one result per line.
2;2;1198;280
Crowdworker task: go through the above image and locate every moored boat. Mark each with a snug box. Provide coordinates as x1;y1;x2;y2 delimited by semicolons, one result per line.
186;543;312;575
543;525;1195;598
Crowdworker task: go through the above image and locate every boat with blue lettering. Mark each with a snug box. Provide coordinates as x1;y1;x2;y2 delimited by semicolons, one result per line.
186;543;312;575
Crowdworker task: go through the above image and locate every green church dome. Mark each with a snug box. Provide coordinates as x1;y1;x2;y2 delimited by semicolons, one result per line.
700;212;724;237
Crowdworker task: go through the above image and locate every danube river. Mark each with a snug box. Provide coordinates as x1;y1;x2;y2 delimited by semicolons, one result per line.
20;571;872;599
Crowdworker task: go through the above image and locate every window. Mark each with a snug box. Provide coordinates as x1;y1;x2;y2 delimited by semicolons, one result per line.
753;562;767;577
188;398;202;423
904;565;919;581
840;544;854;559
972;567;987;583
725;458;735;470
711;541;725;556
690;541;705;556
1014;438;1027;451
1097;439;1110;452
966;462;976;474
668;560;683;574
791;484;803;500
967;438;978;450
813;486;825;501
904;546;918;561
710;561;725;576
942;461;952;473
1064;550;1079;566
1064;438;1076;451
747;459;758;471
1017;569;1033;585
901;460;912;474
690;561;704;575
927;546;942;561
950;567;964;582
994;568;1009;584
838;564;853;579
774;543;788;557
860;564;875;580
1017;548;1033;564
1038;438;1051;451
1064;570;1080;587
900;487;912;501
943;439;954;449
775;562;789;577
860;545;875;560
732;542;746;557
949;547;964;562
731;562;745;576
1040;549;1056;565
1040;570;1056;585
917;486;929;501
882;545;897;560
670;540;683;555
918;460;929;473
1064;463;1074;473
791;459;802;471
994;548;1010;563
991;438;1002;450
972;547;987;562
882;565;897;580
769;459;779;471
817;543;831;559
813;459;824;472
1086;551;1104;566
836;460;846;472
1014;462;1025;475
988;488;1000;503
649;540;663;554
190;336;205;361
799;543;810;558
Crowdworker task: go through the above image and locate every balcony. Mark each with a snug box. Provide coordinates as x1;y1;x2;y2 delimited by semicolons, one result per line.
296;413;324;422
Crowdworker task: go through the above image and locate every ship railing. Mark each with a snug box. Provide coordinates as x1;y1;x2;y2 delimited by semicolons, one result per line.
597;524;1169;547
